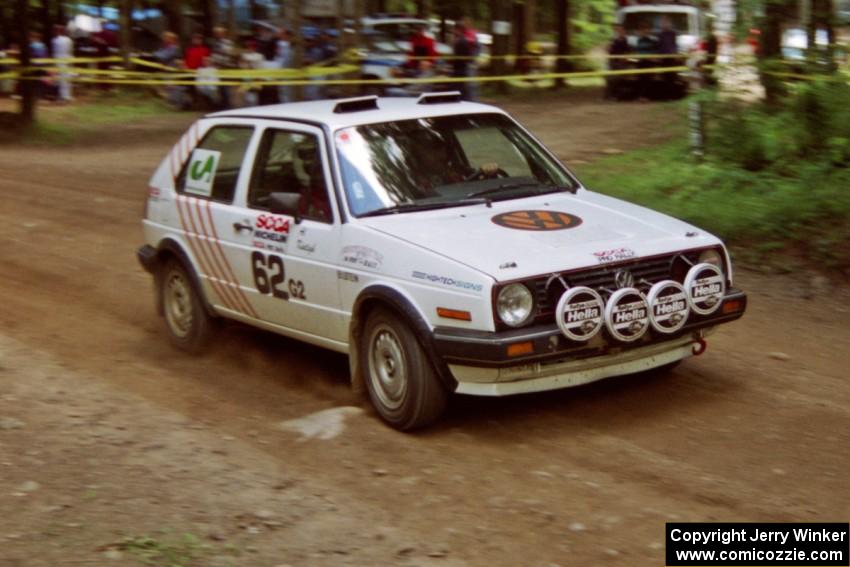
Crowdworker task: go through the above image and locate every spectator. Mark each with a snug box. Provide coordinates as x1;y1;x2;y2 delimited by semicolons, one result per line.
451;22;473;100
155;32;186;108
605;24;630;100
210;26;236;109
407;23;437;73
154;31;181;67
30;31;48;59
195;56;220;109
255;26;277;61
28;32;48;99
635;23;657;99
656;17;678;99
303;34;327;100
657;17;678;55
275;28;293;103
240;39;265;106
51;25;74;103
462;17;480;100
185;32;210;70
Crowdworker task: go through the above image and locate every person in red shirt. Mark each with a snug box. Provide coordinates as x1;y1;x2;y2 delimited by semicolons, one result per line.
185;33;211;70
407;24;437;73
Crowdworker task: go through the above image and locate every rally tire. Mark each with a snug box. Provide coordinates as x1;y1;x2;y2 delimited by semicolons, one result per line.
361;308;447;430
159;258;214;354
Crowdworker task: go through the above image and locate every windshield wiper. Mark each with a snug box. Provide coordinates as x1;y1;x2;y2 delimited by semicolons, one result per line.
466;182;573;200
357;197;491;218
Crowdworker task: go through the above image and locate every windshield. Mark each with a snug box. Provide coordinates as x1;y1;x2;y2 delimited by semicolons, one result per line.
622;12;691;34
335;113;577;217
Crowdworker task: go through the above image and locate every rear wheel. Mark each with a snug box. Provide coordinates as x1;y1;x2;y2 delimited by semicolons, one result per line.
361;308;447;430
159;259;214;353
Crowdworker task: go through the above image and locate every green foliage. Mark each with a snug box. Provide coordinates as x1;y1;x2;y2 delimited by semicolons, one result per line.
124;532;207;566
574;86;850;272
570;0;617;54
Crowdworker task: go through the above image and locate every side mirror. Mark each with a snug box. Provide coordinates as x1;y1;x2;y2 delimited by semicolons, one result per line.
269;192;302;221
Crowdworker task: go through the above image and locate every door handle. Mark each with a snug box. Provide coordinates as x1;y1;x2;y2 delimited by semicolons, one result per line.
233;222;253;232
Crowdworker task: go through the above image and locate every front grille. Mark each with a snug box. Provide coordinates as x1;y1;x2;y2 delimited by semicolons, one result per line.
531;251;702;322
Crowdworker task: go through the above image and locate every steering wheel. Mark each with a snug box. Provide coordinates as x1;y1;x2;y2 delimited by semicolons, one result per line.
464;164;510;182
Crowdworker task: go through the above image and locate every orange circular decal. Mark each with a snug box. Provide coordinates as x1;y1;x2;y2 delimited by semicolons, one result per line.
492;210;583;231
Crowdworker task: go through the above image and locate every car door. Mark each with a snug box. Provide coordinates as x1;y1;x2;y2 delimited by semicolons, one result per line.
173;121;261;320
228;121;346;345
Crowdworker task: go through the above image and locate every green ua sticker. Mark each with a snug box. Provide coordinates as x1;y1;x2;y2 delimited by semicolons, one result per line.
185;149;221;197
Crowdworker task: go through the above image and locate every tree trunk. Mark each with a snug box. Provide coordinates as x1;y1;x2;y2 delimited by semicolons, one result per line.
15;0;35;125
0;5;11;50
759;0;784;105
554;0;570;89
227;0;236;37
490;0;509;94
198;0;217;38
248;0;262;20
161;1;184;44
513;1;525;64
41;0;53;56
119;0;132;66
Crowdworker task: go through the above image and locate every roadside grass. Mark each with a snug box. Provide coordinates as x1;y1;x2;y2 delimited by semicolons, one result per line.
573;140;850;273
5;90;178;145
122;531;241;567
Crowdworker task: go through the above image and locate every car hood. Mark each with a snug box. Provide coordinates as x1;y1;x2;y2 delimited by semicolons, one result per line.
361;190;720;281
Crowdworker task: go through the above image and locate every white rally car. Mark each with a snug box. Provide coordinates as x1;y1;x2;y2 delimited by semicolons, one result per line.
138;93;746;430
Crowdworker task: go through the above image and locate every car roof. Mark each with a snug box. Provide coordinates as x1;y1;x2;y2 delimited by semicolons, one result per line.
618;4;700;13
209;97;505;130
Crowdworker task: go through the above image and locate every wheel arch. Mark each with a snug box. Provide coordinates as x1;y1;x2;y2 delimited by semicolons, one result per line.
349;284;456;394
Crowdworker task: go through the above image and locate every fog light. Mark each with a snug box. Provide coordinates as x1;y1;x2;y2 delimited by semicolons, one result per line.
722;299;743;314
507;341;534;357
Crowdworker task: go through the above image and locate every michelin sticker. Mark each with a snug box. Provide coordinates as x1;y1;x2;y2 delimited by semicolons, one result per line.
184;149;221;197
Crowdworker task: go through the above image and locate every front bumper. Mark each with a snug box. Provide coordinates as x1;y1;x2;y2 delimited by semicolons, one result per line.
433;289;746;395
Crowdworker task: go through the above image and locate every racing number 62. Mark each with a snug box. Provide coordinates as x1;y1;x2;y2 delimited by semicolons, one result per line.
252;251;288;299
250;252;306;301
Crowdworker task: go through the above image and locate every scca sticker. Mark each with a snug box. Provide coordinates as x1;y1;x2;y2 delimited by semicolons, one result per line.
185;149;221;197
492;210;582;231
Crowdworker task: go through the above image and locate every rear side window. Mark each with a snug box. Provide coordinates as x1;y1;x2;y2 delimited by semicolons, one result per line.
177;126;254;203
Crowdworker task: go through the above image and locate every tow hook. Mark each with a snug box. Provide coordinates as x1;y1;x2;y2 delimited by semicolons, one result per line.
692;338;708;356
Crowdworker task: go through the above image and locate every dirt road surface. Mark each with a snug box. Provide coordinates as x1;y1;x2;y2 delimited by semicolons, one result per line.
1;95;849;567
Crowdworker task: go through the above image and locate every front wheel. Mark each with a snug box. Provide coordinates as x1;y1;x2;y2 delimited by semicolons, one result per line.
361;308;447;430
159;258;214;353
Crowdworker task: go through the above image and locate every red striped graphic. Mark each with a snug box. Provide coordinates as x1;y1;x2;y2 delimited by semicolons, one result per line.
166;122;257;319
202;200;258;318
189;198;248;315
173;196;238;313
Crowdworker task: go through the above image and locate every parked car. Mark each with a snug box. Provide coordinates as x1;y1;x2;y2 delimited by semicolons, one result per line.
358;15;452;92
611;4;707;99
138;93;747;430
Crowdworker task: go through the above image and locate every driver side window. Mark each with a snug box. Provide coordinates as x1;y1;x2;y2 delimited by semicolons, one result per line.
248;129;333;223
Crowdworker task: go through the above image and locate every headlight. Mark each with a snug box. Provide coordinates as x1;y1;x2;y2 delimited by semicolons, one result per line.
699;248;724;271
497;283;534;327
